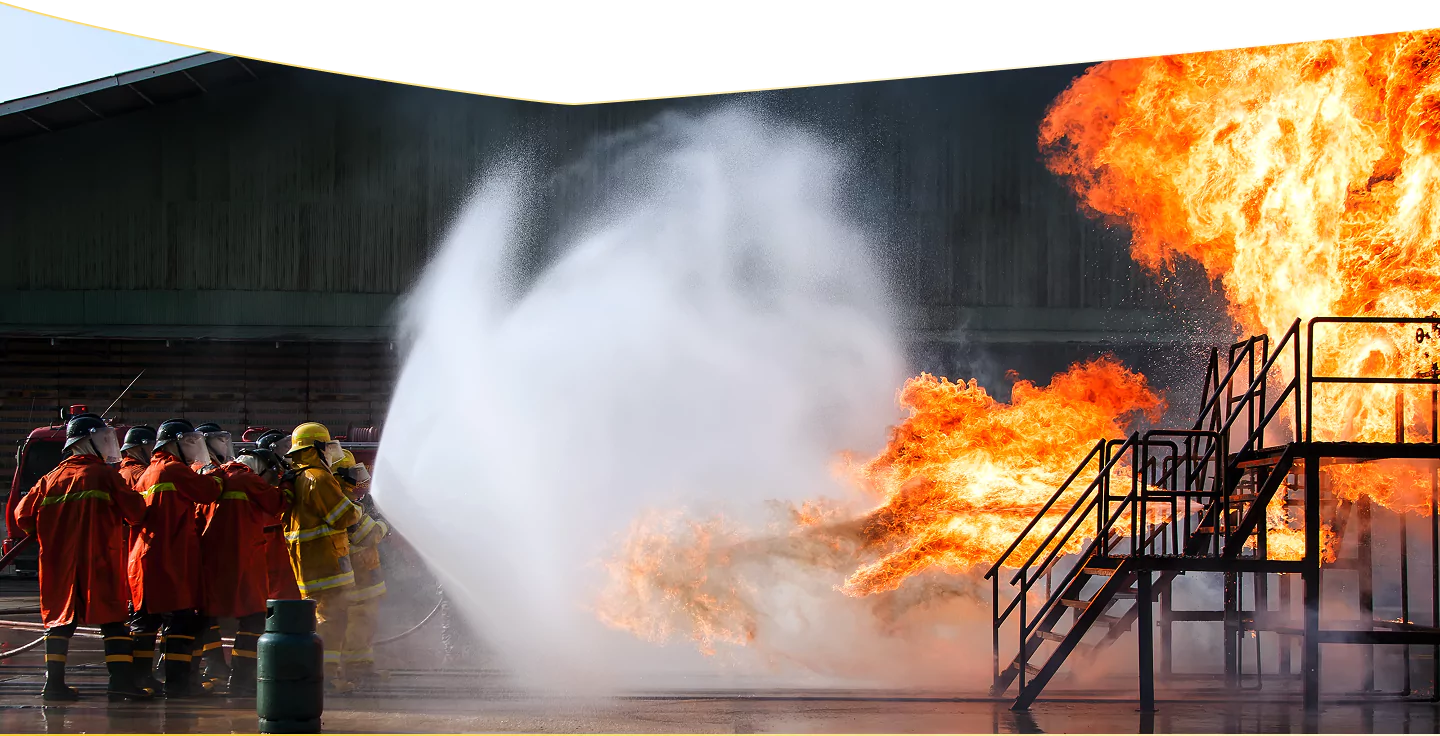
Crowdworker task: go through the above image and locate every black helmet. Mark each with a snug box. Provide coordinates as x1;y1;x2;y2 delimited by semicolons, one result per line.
64;414;108;451
194;422;224;435
238;447;283;475
155;418;196;446
254;430;286;452
121;425;157;452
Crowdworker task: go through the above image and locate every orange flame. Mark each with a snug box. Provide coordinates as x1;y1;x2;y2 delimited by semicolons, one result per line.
838;358;1164;594
1041;30;1440;515
596;359;1165;650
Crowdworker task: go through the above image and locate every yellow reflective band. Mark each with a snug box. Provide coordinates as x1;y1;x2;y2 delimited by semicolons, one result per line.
349;581;388;603
297;570;355;594
323;499;355;526
165;634;195;642
133;650;155;658
103;636;132;642
105;654;133;663
203;642;221;652
342;649;374;662
220;490;250;501
285;525;346;543
39;489;112;507
212;476;224;488
45;654;65;662
235;631;261;638
323;651;341;661
142;482;177;498
232;650;257;659
166;653;193;663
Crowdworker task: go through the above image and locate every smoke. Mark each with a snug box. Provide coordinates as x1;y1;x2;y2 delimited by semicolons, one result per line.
370;108;910;692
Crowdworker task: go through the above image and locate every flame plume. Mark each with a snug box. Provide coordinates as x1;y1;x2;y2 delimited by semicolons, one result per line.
1041;30;1440;515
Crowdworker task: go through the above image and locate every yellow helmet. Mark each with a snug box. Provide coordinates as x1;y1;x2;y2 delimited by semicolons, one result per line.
334;449;357;469
287;422;331;456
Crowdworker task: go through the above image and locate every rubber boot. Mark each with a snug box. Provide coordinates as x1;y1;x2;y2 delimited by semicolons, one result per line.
160;631;196;699
102;627;155;702
227;655;257;698
41;633;79;702
324;659;354;695
228;617;261;698
131;631;162;692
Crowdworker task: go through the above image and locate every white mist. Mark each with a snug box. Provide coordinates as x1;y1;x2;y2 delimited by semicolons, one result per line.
369;109;909;693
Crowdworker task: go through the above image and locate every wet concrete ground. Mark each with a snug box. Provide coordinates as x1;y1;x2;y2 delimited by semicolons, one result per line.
2;580;1439;732
0;670;1437;734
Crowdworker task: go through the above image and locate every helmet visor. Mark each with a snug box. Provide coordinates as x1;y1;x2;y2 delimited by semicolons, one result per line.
92;427;121;464
177;432;210;466
206;432;235;463
323;441;346;468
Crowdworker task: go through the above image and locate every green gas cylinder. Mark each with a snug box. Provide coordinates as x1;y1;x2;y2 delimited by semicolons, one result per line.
257;599;324;733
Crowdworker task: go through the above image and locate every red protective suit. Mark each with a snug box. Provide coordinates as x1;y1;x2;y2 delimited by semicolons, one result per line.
118;456;148;556
263;477;301;600
117;456;147;487
15;455;147;627
197;461;285;617
128;450;222;613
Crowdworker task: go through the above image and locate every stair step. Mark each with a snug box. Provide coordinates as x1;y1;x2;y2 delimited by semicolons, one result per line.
1197;526;1216;534
1037;630;1066;643
1060;598;1089;609
1025;664;1043;678
1228;494;1258;502
1082;566;1118;576
1095;613;1123;627
1112;588;1139;599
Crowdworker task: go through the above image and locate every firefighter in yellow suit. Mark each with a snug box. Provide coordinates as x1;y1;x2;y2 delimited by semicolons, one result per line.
332;450;388;688
283;423;362;693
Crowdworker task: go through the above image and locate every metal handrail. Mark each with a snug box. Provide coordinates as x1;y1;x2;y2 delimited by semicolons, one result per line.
1306;316;1440;442
984;440;1106;581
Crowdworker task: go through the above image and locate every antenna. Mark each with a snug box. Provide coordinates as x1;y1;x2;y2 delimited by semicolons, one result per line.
101;369;146;419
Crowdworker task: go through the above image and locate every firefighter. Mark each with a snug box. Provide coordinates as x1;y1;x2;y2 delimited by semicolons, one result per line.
190;422;236;688
15;415;154;701
334;450;389;688
284;422;362;692
255;430;303;601
191;441;286;697
118;425;156;486
128;418;221;698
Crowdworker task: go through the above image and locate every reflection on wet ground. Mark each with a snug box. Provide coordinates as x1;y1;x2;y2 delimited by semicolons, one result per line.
0;675;1436;734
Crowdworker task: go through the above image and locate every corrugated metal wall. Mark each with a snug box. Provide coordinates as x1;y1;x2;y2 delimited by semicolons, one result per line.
0;337;395;481
0;62;1222;336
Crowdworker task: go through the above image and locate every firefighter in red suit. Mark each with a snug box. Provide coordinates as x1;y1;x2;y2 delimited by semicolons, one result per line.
15;414;154;701
190;425;285;696
117;425;155;486
127;418;221;698
255;430;302;601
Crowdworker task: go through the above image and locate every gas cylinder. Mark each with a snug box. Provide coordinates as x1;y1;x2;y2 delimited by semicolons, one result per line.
257;599;324;733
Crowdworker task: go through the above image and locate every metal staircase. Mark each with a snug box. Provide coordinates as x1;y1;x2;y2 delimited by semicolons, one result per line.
986;320;1310;709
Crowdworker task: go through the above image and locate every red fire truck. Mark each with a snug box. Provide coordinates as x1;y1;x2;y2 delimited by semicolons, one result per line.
4;408;379;576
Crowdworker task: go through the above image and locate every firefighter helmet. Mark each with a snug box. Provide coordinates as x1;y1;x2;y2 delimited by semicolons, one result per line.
121;425;157;452
64;414;108;450
155;418;196;445
287;422;332;455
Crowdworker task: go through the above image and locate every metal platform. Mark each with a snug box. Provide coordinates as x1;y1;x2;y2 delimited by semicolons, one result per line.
987;317;1440;711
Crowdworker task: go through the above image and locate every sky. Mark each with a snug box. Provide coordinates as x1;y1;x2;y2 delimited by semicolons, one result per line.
0;4;195;103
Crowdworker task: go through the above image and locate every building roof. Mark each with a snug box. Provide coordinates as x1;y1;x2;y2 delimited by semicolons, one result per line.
0;52;270;145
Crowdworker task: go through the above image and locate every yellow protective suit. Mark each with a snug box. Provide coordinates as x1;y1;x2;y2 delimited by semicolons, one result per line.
334;452;388;682
283;439;361;686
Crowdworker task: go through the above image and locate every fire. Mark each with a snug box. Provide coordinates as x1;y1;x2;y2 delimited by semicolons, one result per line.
839;358;1163;594
1040;30;1440;516
598;32;1440;655
596;359;1164;649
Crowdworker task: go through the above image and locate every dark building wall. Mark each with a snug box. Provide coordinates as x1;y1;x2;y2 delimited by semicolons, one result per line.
0;61;1225;343
0;59;1236;478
